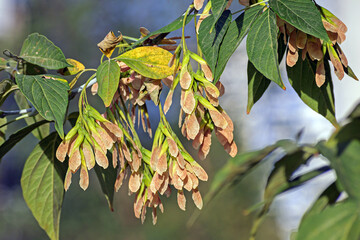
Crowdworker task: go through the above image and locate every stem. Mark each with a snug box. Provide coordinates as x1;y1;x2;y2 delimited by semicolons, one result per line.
122;36;140;42
182;5;194;54
78;73;96;118
69;68;97;90
119;96;142;147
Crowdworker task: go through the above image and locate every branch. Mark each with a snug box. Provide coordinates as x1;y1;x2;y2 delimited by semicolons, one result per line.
0;107;35;118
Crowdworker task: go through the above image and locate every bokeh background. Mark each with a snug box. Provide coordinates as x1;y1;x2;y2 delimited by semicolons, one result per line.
0;0;359;239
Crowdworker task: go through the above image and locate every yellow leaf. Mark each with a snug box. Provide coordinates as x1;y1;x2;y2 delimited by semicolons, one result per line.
58;58;85;76
117;46;175;79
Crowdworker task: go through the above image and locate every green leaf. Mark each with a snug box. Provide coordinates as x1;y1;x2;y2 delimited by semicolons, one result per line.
0;118;7;145
14;91;50;140
302;182;341;220
94;156;117;211
20;33;70;70
199;10;232;74
0;79;17;107
287;57;338;127
297;200;360;240
246;62;271;114
250;149;311;239
269;0;330;42
0;57;7;71
21;132;66;240
323;140;360;203
96;59;121;107
117;46;174;79
215;5;264;82
15;74;69;138
246;33;287;113
131;14;194;47
0;120;48;162
247;8;284;89
211;0;230;31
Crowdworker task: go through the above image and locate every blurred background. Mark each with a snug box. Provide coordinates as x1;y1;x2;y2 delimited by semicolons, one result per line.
0;0;359;239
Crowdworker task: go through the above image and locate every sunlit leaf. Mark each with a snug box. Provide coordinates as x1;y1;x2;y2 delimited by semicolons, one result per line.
21;132;66;240
14;91;50;140
117;46;174;79
247;8;284;89
247;33;287;113
15;74;69;138
20;33;70;70
269;0;330;42
297;200;360;240
287;57;338;127
318;138;360;203
199;10;232;75
96;59;120;107
211;0;230;31
215;5;263;82
301;182;341;220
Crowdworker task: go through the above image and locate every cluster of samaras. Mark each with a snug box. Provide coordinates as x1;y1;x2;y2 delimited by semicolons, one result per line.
56;26;237;224
278;6;356;86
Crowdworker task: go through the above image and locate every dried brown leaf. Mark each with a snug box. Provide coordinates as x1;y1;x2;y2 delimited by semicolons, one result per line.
97;31;122;58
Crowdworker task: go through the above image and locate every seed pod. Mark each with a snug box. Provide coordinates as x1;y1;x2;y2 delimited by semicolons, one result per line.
192;188;203;210
315;59;326;87
177;190;186;211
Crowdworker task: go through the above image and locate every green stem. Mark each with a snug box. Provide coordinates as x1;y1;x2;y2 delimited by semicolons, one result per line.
122;36;140;42
182;5;193;54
